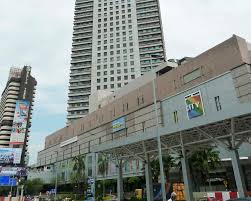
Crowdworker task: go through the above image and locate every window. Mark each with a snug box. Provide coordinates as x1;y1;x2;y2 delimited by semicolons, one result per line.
111;84;114;89
183;68;202;84
215;96;222;111
117;76;121;81
131;74;135;79
104;85;107;89
124;75;128;80
104;78;107;82
173;111;178;124
110;77;114;81
97;79;100;83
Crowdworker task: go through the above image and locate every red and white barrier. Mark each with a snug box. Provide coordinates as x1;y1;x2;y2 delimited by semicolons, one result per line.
207;192;238;201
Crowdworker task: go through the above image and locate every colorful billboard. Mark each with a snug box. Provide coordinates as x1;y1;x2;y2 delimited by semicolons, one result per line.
10;100;30;145
185;91;205;119
0;148;22;164
112;117;126;133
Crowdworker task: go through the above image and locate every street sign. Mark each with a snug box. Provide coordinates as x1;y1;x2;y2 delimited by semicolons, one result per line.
0;176;17;186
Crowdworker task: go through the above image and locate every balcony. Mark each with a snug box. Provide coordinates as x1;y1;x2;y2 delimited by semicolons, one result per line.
67;106;89;112
7;94;18;99
68;91;91;96
0;125;12;130
0;130;11;135
5;103;16;108
0;135;10;140
2;116;14;121
68;98;89;104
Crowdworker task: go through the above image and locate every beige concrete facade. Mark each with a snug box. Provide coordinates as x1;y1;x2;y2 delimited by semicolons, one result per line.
37;35;251;167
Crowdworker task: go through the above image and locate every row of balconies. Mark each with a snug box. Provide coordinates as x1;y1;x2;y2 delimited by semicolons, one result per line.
70;70;91;76
139;34;162;42
137;11;159;19
75;0;93;4
137;6;158;14
139;46;163;53
67;105;89;112
137;16;159;25
75;2;93;9
72;40;92;46
71;52;92;58
69;77;91;83
139;40;163;48
72;33;92;40
69;84;91;90
138;22;160;30
136;1;157;10
74;9;93;16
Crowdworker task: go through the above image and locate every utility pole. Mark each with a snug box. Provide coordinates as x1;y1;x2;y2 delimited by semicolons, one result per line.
150;55;166;201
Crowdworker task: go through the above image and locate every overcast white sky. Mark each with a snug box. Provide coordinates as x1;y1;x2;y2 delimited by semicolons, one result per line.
0;0;251;165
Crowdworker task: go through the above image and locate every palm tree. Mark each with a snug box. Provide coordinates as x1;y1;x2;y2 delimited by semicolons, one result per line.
71;155;86;195
151;154;176;182
98;154;109;198
188;147;220;191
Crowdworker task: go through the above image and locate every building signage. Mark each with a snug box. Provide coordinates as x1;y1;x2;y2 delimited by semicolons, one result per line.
185;91;205;119
0;176;17;186
60;136;78;147
0;166;27;176
10;100;30;145
112;117;126;133
0;148;22;164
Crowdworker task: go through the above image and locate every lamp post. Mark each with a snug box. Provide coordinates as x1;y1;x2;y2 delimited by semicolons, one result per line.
54;151;59;201
150;54;167;201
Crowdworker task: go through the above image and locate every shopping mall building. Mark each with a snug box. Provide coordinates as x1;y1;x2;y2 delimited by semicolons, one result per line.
29;35;251;200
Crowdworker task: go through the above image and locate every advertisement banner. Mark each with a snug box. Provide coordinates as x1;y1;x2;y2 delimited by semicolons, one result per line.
185;91;205;119
10;100;30;145
0;148;22;164
112;116;126;133
0;166;27;176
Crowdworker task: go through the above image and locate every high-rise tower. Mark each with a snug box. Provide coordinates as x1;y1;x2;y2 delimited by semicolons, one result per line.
67;0;166;122
0;66;37;165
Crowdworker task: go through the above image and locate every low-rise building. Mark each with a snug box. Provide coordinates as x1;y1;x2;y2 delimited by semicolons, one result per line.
31;35;251;194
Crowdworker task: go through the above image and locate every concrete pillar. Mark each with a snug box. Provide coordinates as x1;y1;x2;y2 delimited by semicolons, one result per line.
117;161;124;201
230;149;247;198
145;154;154;201
181;157;193;201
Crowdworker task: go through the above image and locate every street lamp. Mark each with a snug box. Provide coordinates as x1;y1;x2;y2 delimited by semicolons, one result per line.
149;54;167;201
54;151;59;201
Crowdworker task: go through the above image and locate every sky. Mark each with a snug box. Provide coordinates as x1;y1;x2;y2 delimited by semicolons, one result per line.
0;0;251;165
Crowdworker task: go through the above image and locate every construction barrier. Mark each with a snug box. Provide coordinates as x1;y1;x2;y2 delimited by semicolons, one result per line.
207;192;238;201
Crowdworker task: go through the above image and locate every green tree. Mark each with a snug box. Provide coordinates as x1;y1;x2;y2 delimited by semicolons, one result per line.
151;154;176;182
188;148;220;191
24;178;44;195
98;154;109;198
70;155;86;196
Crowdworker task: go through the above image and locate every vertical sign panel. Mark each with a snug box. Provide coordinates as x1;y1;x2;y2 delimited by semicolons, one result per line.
10;100;30;144
185;91;205;119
